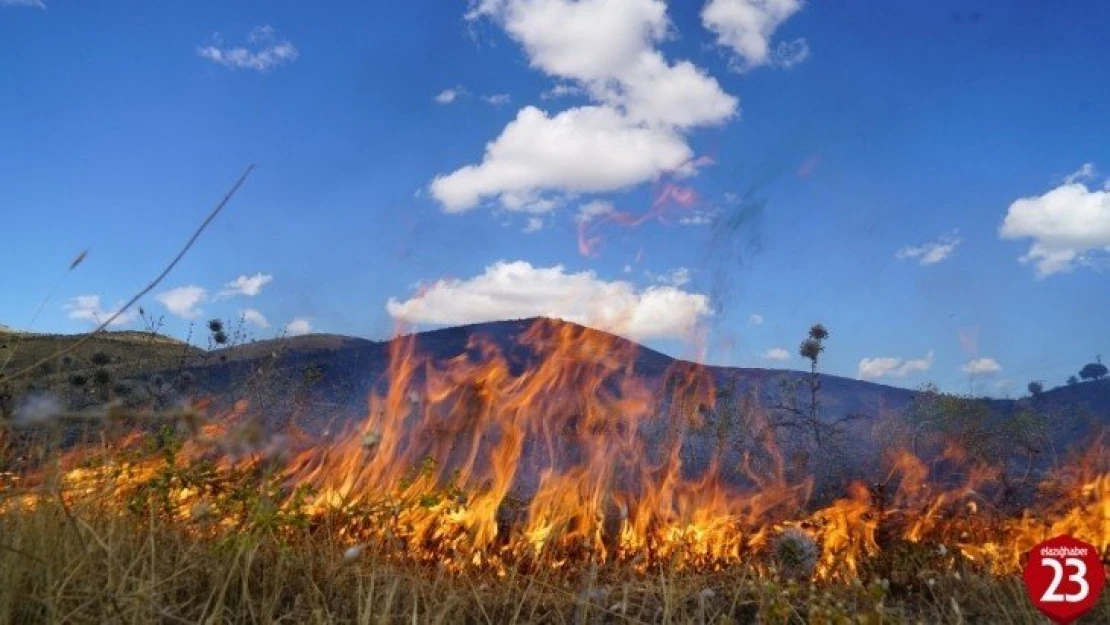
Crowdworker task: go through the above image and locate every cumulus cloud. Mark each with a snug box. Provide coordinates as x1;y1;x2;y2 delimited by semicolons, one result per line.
240;308;269;328
761;347;789;361
64;295;136;327
156;286;207;319
896;232;961;265
702;0;807;70
435;86;466;104
857;350;935;380
219;273;273;298
433;0;738;212
386;260;710;340
197;25;298;72
523;217;544;233
999;165;1110;277
749;313;764;325
431;105;695;212
961;357;1001;375
285;318;312;336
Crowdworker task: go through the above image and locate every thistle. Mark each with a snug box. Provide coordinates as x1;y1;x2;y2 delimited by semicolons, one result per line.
773;528;819;581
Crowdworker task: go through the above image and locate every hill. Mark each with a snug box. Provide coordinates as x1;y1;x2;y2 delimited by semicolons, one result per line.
1;326;203;394
3;317;1106;498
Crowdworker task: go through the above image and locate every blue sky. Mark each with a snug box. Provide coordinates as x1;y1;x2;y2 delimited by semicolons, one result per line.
2;0;1108;396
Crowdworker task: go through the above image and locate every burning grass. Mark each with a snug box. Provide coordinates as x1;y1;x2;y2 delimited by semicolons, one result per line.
1;494;1105;625
2;319;1108;623
2;489;1101;624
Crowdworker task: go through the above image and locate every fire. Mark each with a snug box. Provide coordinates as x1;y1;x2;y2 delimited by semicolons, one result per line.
2;318;1107;583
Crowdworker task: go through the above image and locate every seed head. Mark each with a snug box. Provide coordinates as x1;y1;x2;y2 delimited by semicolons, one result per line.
772;527;818;581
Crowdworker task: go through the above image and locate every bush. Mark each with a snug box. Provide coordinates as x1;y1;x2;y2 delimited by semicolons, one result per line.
1079;361;1108;381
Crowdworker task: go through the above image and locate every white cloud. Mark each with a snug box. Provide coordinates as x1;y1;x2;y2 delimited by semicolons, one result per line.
761;347;789;361
896;232;961;265
702;0;807;70
961;357;1001;375
241;308;269;328
1063;162;1097;185
386;260;710;341
999;168;1110;277
523;217;544;233
646;267;691;286
483;93;512;106
431;105;694;212
285;318;312;336
219;272;273;298
678;210;715;226
64;295;136;327
749;313;763;325
197;25;298;72
540;83;584;99
1;0;46;8
155;286;207;320
576;199;616;223
467;0;669;83
857;350;935;380
435;86;466;104
435;0;737;213
772;37;809;68
608;53;739;128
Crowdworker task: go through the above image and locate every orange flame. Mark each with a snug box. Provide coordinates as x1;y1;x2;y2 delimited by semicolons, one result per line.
4;318;1107;582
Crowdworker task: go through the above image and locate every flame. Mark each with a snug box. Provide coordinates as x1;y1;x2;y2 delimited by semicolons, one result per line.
3;318;1107;582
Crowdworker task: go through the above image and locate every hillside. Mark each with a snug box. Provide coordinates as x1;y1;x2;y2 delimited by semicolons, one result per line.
4;318;1106;478
163;317;921;431
0;327;204;392
7;318;1106;427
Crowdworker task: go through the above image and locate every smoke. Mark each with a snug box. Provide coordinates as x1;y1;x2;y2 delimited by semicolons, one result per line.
703;173;775;320
12;393;63;426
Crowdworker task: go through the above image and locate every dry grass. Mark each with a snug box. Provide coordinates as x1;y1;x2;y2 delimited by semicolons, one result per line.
2;363;1107;623
2;456;1106;625
0;328;203;384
